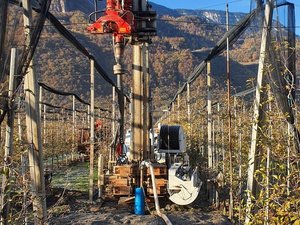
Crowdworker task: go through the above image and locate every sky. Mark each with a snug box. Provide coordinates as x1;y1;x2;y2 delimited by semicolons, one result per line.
151;0;300;34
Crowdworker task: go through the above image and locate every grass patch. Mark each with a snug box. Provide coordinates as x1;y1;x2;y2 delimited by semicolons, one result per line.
51;162;99;192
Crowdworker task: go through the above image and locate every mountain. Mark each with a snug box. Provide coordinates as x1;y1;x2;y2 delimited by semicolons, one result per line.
6;1;268;110
175;8;244;25
50;0;245;25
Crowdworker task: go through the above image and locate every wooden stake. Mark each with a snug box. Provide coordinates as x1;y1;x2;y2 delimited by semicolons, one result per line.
177;93;180;124
207;61;212;170
217;103;220;166
98;154;104;198
287;123;291;196
43;104;46;144
88;105;90;128
39;86;42;122
18;98;22;143
207;61;214;204
187;83;191;124
72;95;76;154
265;87;272;225
172;102;175;123
89;59;95;202
238;117;242;225
221;119;225;175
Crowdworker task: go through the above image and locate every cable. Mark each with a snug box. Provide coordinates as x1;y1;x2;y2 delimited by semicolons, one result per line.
23;18;300;30
14;0;51;96
8;0;130;103
38;82;111;112
0;0;51;126
200;0;246;10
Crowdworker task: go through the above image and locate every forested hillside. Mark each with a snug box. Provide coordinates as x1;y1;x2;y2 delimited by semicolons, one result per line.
4;1;300;111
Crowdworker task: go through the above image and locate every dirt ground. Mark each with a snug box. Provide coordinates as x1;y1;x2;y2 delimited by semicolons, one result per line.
46;188;231;225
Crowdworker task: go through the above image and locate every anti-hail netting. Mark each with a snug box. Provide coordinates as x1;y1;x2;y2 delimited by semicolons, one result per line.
167;0;299;151
267;2;299;151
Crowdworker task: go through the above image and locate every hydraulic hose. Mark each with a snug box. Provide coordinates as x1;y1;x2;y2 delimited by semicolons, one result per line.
140;161;173;225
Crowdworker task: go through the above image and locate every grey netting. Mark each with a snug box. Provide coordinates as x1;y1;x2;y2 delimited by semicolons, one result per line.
0;0;8;81
268;2;299;151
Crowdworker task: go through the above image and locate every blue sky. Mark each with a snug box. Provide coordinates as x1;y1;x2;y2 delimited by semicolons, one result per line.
151;0;300;34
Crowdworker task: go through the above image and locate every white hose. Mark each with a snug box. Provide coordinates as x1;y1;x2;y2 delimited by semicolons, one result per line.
141;161;173;225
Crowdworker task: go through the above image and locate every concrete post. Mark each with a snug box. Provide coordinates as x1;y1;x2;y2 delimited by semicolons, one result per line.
245;1;274;223
89;59;95;202
22;0;47;222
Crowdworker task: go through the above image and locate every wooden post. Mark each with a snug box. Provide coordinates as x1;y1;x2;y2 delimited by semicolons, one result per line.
177;93;180;124
131;0;149;161
187;83;191;124
172;102;175;123
88;105;90;128
238;117;242;224
0;48;17;225
98;154;104;198
132;44;143;161
222;119;225;175
142;44;147;159
39;86;42;121
145;44;153;159
264;88;272;225
89;59;95;202
187;83;191;149
245;1;274;223
43;104;46;144
142;43;150;159
217;103;220;166
129;89;133;159
56;113;61;162
207;61;214;204
18;98;23;143
72;95;76;155
207;61;213;170
199;124;203;156
287;123;291;196
22;0;47;222
212;120;215;170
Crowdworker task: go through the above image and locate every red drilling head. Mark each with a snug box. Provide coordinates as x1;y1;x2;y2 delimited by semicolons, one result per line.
87;0;134;36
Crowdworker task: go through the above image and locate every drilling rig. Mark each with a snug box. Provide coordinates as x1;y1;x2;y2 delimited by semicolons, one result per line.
87;0;156;163
87;0;202;206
